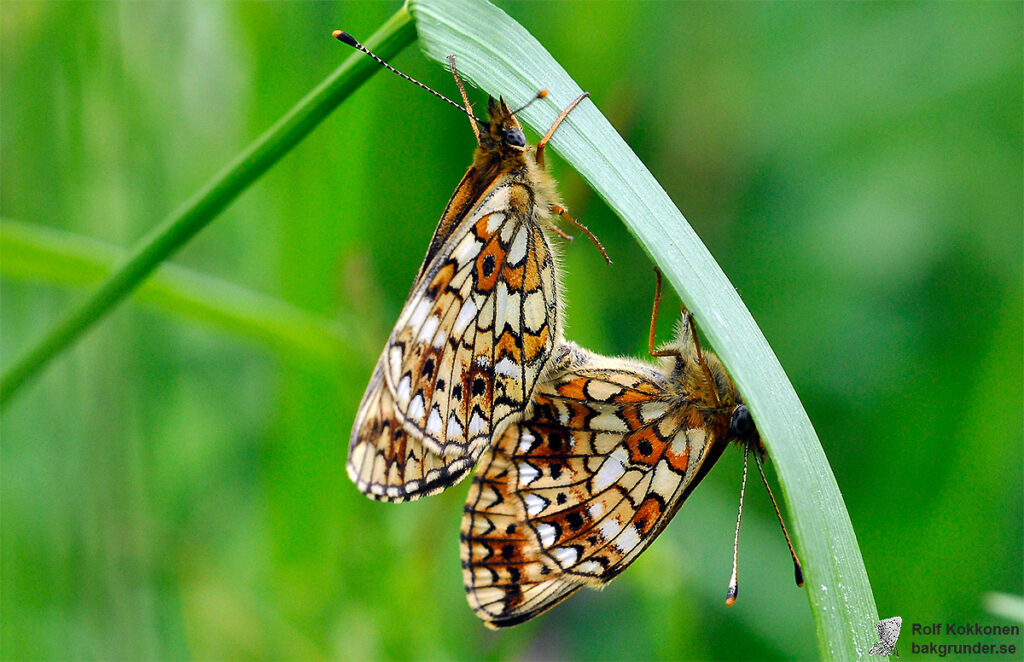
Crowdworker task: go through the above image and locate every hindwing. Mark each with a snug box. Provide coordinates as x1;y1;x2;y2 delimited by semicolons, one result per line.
348;366;476;501
461;342;725;627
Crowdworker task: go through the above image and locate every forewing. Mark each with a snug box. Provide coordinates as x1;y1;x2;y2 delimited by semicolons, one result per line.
385;179;558;460
348;366;475;501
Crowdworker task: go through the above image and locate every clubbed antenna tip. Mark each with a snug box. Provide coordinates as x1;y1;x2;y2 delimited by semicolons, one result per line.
725;582;738;607
333;30;358;48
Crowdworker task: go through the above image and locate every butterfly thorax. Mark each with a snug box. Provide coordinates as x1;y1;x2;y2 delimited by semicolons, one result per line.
471;97;560;216
660;341;747;443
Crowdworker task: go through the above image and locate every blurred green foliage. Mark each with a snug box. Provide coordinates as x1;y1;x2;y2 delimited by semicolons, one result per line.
2;1;1020;660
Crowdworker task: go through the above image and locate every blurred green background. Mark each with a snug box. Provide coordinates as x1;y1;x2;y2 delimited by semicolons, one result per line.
2;1;1021;660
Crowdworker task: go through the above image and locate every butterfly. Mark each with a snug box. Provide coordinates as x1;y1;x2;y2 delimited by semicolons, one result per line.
461;272;801;627
869;616;902;657
335;31;607;502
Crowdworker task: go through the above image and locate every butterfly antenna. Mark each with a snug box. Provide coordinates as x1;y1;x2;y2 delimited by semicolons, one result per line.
649;269;679;358
726;442;750;606
512;90;548;115
752;449;804;587
333;30;485;124
447;55;480;143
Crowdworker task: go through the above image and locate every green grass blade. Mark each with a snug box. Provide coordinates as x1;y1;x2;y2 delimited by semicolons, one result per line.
0;7;415;407
1;218;374;361
410;0;880;657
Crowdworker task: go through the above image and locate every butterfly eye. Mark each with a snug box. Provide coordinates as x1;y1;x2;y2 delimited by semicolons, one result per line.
503;127;526;147
729;404;757;441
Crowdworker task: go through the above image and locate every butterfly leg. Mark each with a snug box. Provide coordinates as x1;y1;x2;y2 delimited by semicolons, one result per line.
535;92;590;170
648;268;677;358
550;204;611;264
546;223;574;242
647;269;721;404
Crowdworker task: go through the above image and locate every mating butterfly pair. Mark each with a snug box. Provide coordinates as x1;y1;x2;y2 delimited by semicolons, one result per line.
337;31;800;628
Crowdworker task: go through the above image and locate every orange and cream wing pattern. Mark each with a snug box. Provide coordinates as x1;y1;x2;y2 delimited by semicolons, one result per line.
348;366;478;501
349;177;560;502
461;342;727;627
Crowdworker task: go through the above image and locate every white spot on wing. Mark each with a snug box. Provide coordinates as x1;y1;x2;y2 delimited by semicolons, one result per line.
552;547;578;567
477;296;494;330
453;233;481;266
600;519;623;542
388;346;403;381
408;394;425;421
614;524;642;553
477;187;511;220
577;560;603;574
522;290;546;332
468;411;487;435
593;448;628;491
495;356;518;377
507;226;528;264
686;427;707;447
426;407;442;436
640;401;671;424
537;522;556;547
518;430;536;452
417;315;439;343
494;282;509;332
525;494;547;516
453;297;478;336
588;502;604;519
485;212;504;234
519;462;540;485
446;414;463;439
408;298;431;328
590;410;629;432
396;375;412;407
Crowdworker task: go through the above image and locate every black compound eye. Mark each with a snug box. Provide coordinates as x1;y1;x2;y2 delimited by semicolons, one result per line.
503;127;526;147
729;404;757;440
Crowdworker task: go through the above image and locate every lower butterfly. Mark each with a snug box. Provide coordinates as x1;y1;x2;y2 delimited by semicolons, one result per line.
461;270;803;627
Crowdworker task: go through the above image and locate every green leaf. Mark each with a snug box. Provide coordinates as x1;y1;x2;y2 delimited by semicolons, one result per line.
410;0;880;657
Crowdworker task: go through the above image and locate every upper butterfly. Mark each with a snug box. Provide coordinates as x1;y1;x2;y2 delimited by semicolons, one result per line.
335;31;606;502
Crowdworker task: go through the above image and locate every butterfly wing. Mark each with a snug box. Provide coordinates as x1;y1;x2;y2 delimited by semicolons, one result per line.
350;176;559;501
462;343;726;626
461;443;583;627
347;365;476;501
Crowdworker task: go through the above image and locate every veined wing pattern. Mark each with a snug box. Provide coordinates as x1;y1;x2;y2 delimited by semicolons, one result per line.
349;177;559;502
462;331;743;627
